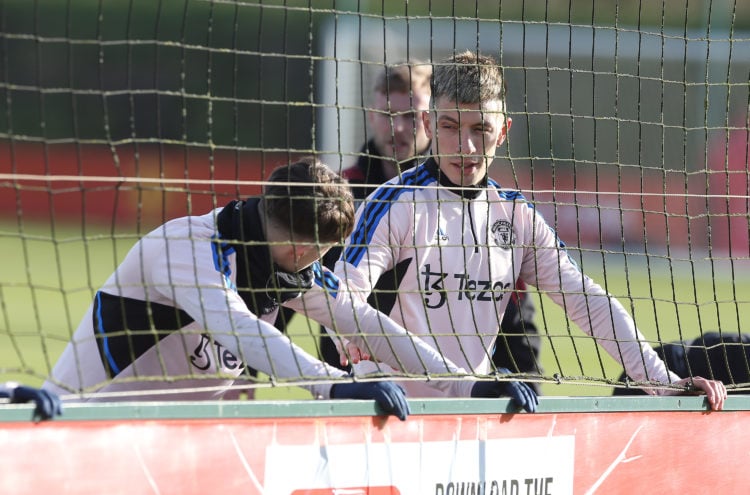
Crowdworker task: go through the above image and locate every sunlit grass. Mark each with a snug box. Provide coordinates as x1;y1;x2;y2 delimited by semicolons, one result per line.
2;220;748;399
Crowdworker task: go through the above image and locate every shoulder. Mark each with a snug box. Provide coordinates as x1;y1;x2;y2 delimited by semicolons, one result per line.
387;162;435;190
486;180;535;214
487;178;527;201
143;211;218;245
361;165;433;209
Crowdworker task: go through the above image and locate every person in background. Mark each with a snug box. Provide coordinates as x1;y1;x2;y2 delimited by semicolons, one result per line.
341;62;433;199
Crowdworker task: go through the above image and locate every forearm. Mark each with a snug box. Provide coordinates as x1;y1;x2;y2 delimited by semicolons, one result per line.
538;253;676;386
293;287;476;397
232;327;344;399
569;291;676;385
174;286;347;399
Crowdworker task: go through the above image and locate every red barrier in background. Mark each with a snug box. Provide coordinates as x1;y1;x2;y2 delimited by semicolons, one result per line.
0;407;747;494
492;155;746;254
707;122;750;257
1;141;744;253
0;142;299;231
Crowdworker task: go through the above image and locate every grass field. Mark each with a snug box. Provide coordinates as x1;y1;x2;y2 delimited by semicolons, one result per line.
2;219;749;399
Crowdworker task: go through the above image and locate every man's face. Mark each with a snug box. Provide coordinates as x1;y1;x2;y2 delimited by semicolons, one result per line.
423;96;511;186
368;88;431;163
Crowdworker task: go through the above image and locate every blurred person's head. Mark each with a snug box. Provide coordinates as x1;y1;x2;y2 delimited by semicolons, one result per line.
424;51;512;187
367;62;432;170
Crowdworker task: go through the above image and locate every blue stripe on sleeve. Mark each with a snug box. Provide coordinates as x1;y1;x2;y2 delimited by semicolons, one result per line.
211;235;236;291
344;165;435;267
94;291;120;376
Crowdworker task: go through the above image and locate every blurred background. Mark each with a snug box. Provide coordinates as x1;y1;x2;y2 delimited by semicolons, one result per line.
2;0;748;248
1;0;749;396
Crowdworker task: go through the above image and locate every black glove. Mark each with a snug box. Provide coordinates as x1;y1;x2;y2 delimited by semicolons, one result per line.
331;381;410;421
470;368;538;413
11;385;63;421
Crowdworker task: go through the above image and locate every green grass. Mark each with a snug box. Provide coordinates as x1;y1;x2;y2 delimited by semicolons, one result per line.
2;220;749;399
530;249;750;396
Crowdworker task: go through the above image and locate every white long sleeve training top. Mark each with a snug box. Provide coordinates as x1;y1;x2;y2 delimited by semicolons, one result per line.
322;158;679;397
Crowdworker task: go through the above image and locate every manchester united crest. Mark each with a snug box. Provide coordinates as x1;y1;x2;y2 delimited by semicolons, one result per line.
491;220;515;249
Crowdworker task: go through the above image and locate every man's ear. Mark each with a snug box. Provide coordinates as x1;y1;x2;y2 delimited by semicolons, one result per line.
497;117;512;146
294;243;314;260
422;111;434;140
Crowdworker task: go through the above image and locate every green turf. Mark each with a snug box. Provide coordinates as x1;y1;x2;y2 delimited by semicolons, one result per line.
2;219;748;399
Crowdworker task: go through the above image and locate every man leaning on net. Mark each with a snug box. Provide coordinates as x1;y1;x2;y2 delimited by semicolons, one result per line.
321;50;726;411
42;158;411;420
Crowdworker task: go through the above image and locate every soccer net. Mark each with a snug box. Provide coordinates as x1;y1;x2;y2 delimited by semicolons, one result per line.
1;0;749;401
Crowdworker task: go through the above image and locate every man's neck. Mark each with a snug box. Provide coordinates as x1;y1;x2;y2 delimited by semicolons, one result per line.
423;157;486;199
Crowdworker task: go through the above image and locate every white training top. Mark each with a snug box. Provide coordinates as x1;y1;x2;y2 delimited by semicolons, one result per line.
43;209;351;401
328;159;680;398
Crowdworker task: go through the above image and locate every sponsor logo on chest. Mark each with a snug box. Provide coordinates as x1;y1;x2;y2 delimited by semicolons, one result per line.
420;263;512;309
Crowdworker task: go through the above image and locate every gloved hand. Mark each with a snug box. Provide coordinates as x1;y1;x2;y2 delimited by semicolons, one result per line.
11;385;63;421
331;381;410;421
470;368;538;413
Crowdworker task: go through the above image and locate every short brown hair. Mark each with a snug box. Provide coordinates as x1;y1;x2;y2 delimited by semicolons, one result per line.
264;157;355;243
372;62;432;98
431;51;506;109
